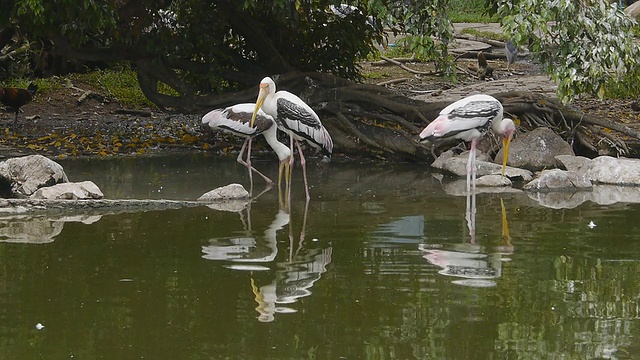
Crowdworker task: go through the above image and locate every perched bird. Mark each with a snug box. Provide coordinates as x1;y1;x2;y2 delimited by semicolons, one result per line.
505;40;518;72
0;82;37;124
202;103;291;193
250;76;333;201
477;51;493;80
418;94;516;194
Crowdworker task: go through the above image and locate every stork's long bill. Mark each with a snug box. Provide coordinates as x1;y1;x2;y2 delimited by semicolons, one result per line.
250;84;269;128
502;135;511;176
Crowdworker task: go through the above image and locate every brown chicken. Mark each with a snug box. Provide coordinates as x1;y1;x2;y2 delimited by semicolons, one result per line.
0;82;38;124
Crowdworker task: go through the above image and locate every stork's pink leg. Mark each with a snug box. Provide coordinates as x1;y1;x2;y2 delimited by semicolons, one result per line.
295;140;311;201
470;138;478;195
236;138;273;193
466;141;474;196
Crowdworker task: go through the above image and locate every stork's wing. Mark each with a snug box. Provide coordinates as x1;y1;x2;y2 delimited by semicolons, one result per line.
276;96;333;154
421;99;501;141
202;103;274;137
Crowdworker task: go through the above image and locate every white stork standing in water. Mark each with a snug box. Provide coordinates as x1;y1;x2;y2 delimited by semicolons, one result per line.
202;103;291;194
419;94;515;194
250;76;333;201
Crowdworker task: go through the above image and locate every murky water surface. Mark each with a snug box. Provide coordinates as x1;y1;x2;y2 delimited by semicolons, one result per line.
1;154;639;359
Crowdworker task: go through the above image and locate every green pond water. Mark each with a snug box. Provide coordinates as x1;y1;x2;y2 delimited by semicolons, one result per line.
1;154;639;359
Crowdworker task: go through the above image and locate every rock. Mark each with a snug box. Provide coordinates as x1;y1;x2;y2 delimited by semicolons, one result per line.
555;155;592;173
198;183;250;201
625;1;640;19
476;174;512;187
0;155;68;197
523;169;592;192
496;127;574;171
30;181;103;200
433;153;533;181
587;156;640;185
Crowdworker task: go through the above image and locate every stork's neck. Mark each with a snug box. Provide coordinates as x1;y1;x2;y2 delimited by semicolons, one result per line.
262;124;291;162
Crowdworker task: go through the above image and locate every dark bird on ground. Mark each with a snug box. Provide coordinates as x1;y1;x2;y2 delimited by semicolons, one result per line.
0;82;38;124
477;52;493;80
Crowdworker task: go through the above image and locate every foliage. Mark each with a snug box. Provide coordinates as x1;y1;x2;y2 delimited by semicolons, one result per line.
1;0;460;110
381;0;456;76
499;0;640;103
70;65;160;108
449;0;496;22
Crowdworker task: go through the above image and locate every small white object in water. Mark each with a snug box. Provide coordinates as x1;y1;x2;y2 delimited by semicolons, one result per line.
588;221;597;229
35;323;44;330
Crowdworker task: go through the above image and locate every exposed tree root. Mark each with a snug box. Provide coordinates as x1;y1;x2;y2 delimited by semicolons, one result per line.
137;69;637;161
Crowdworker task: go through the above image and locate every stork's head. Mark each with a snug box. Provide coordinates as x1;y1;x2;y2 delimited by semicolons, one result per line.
499;118;516;176
250;77;276;128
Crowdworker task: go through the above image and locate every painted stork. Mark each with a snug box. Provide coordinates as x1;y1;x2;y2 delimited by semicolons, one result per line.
202;103;291;192
250;76;333;201
419;94;515;194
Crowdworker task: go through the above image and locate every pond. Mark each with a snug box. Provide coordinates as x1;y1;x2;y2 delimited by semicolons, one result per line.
1;153;639;359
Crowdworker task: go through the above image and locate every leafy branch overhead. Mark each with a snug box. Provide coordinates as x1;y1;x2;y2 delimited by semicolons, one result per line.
499;0;640;103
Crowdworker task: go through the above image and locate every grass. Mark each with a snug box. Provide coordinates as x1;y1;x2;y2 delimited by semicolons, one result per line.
459;28;506;41
449;0;497;23
69;64;158;108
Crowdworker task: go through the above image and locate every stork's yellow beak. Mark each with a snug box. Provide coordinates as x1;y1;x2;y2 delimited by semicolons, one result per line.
250;85;268;128
501;135;512;177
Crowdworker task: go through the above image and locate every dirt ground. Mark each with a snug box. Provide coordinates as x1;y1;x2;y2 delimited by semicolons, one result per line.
1;54;639;160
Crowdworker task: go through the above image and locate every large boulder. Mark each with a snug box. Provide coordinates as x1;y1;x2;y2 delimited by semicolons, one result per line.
557;155;640;186
496;127;574;171
0;155;68;197
587;156;640;185
30;181;103;200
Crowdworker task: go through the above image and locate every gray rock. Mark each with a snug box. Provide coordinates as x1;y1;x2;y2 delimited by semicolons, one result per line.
476;174;512;187
30;181;103;200
555;155;592;173
0;155;68;197
496;127;574;171
523;169;592;192
198;184;250;201
440;157;534;181
587;156;640;185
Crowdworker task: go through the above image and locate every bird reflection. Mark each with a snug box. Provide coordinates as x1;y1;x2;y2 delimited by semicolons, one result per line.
420;197;513;286
202;200;332;322
201;207;288;266
248;201;332;322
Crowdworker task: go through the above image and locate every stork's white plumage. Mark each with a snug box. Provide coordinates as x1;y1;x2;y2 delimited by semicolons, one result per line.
419;94;515;193
202;103;291;191
251;76;333;201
